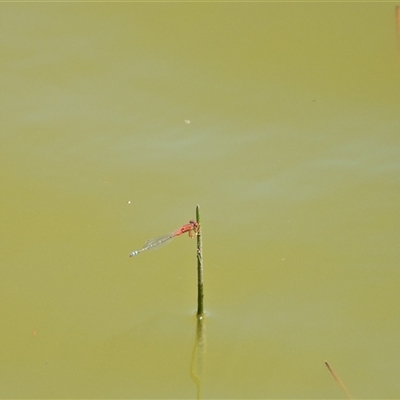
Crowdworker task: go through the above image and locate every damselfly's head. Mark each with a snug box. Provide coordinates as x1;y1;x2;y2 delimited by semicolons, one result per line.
189;220;200;237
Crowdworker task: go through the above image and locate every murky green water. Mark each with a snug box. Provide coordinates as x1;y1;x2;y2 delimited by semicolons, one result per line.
1;2;400;398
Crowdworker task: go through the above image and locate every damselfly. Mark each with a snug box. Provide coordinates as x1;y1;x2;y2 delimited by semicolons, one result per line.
129;220;199;257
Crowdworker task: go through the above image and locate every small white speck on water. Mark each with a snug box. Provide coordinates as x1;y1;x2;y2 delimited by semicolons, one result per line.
127;201;131;204
184;120;190;124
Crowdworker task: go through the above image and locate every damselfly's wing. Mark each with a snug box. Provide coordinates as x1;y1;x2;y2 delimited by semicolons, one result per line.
142;233;174;251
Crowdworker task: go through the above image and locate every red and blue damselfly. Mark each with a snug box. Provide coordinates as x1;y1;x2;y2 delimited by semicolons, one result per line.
129;220;199;257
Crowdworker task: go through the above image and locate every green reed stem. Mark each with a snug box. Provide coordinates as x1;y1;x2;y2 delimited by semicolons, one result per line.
196;204;204;316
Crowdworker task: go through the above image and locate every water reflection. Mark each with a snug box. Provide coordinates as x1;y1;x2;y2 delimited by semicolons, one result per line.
190;314;206;400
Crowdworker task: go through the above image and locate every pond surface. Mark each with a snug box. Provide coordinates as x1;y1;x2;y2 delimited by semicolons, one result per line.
1;2;400;398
